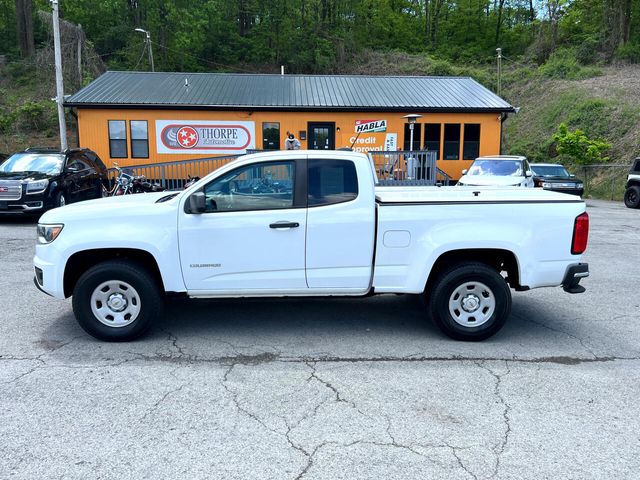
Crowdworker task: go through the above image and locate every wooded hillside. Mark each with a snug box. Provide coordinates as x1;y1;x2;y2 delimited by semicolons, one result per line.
2;1;639;74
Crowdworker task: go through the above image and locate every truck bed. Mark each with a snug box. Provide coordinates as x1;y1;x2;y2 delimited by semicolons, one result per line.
374;185;583;205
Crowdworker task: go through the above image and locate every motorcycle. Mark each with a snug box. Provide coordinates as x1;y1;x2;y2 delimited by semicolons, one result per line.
106;164;166;196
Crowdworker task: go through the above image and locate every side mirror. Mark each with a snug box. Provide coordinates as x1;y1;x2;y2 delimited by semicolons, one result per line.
461;169;468;175
525;170;533;178
570;174;576;178
188;191;206;214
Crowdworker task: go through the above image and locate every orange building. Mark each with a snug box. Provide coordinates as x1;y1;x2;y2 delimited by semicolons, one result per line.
65;72;515;180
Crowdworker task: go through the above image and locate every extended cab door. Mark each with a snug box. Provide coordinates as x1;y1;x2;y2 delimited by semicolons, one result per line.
178;159;308;294
305;157;376;291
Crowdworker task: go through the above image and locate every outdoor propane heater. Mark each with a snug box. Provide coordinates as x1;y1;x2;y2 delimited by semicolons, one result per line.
402;114;423;180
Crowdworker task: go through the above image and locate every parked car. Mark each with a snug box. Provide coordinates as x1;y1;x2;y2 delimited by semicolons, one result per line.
623;158;640;209
0;147;108;214
34;150;589;343
530;163;584;196
456;155;534;187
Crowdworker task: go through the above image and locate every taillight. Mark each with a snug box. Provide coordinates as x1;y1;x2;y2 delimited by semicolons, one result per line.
571;212;589;254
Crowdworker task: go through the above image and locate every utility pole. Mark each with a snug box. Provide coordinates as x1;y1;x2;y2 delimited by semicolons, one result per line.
147;32;154;72
77;23;82;86
496;47;502;97
51;0;67;150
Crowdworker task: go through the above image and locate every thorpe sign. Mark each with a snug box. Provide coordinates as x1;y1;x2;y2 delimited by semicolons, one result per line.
156;120;256;154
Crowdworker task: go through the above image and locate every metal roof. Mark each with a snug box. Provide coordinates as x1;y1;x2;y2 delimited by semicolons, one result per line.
65;71;514;112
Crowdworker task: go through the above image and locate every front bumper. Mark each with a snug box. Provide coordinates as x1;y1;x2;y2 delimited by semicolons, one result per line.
33;249;66;299
0;200;45;213
562;263;589;294
541;185;584;196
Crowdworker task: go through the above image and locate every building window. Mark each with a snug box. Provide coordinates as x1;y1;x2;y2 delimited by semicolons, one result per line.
423;124;441;159
463;124;481;160
130;120;149;158
443;124;461;160
263;122;280;150
403;123;422;151
108;120;127;158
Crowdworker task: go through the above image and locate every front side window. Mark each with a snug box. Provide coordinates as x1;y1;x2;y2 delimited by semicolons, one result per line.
202;161;295;212
308;159;358;207
130;120;149;158
263;122;280;150
463;124;480;160
443;124;461;160
108;120;127;158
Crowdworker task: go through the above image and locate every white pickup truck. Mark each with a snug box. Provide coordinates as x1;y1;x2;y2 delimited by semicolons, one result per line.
34;150;589;342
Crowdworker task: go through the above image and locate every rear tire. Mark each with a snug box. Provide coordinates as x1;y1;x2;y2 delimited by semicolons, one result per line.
624;185;640;209
72;260;163;341
428;262;511;341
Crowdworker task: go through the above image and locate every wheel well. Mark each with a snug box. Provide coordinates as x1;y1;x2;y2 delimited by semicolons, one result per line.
425;249;522;293
627;180;640;188
64;248;164;298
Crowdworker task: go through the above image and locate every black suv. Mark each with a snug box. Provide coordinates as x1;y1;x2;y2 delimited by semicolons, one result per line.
0;147;108;214
530;163;584;196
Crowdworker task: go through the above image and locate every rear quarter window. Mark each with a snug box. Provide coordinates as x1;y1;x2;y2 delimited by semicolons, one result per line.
308;159;358;207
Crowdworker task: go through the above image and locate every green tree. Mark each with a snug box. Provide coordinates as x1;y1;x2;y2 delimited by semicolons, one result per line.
552;123;611;165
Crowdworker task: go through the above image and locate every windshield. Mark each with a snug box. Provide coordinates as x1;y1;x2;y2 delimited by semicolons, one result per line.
0;153;64;175
467;159;523;177
531;165;569;177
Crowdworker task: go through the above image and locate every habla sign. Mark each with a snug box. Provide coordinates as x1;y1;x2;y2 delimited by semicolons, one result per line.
355;119;387;133
156;120;255;154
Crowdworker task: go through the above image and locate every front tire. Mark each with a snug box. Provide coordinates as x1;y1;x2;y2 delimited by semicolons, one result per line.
54;191;66;208
428;262;511;341
624;185;640;208
72;260;163;341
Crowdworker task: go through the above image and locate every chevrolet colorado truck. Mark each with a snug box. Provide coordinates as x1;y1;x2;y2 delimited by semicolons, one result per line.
34;150;590;342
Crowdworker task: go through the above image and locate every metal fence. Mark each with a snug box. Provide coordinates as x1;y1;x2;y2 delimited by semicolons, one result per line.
571;164;631;201
107;155;239;190
106;150;455;190
370;150;451;186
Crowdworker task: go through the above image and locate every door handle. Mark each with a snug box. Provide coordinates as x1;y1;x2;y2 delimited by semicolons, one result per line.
269;221;299;229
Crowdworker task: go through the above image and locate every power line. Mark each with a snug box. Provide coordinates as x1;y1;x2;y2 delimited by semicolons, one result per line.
149;40;258;73
133;42;148;70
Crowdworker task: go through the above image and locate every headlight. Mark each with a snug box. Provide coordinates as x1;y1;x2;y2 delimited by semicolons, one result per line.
37;224;64;244
542;182;551;188
26;179;49;194
576;183;583;189
457;182;464;186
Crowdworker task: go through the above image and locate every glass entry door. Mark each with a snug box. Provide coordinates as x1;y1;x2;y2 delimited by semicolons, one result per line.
308;122;335;150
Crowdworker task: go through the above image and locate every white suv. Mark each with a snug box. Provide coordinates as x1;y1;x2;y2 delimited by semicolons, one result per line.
624;158;640;209
457;155;534;188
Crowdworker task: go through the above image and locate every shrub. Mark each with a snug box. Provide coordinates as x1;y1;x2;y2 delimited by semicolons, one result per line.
538;49;602;80
614;43;640;64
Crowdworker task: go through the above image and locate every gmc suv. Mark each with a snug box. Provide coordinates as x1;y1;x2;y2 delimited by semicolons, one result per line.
0;147;108;214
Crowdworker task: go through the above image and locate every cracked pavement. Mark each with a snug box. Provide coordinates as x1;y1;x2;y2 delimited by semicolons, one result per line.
1;199;639;479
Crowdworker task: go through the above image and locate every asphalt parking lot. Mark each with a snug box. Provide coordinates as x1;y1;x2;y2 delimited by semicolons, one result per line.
1;199;639;480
